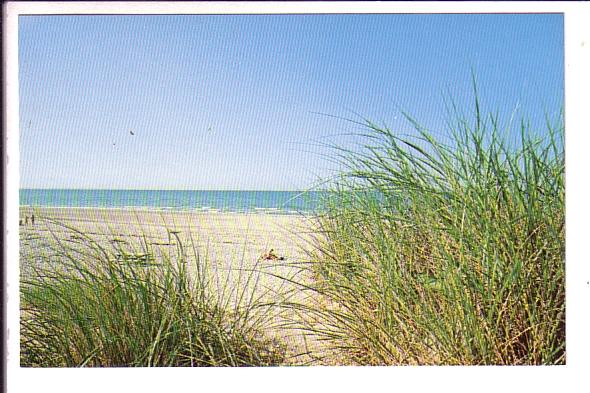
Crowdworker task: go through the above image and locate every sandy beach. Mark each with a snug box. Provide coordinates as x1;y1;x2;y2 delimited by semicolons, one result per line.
19;206;316;266
19;206;328;365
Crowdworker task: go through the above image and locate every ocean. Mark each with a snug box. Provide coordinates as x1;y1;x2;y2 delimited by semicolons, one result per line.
19;189;325;215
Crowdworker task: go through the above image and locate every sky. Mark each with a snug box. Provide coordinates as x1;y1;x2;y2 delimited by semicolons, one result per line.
18;13;564;190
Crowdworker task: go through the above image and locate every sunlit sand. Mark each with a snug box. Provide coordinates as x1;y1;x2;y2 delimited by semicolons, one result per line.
19;206;332;364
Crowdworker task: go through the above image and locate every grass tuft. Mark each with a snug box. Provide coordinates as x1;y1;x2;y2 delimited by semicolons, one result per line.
299;98;565;365
20;220;285;367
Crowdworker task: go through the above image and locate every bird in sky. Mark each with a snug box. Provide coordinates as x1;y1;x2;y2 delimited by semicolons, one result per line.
130;130;135;136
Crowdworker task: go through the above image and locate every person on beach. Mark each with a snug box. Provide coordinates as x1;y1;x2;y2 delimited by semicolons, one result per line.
260;249;285;261
31;214;35;225
25;216;29;225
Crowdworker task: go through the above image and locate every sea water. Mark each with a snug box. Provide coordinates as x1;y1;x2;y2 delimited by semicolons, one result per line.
19;189;326;215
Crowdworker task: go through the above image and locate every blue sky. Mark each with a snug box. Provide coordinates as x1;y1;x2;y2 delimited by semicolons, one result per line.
19;14;564;190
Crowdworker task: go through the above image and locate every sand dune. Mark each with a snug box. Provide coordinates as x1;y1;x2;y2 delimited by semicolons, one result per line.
19;206;331;365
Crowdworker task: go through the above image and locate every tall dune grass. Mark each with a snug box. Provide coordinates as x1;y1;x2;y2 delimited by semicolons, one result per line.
20;221;285;367
302;97;565;365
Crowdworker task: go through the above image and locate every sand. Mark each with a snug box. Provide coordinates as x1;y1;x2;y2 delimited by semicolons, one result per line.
19;206;331;365
19;206;315;265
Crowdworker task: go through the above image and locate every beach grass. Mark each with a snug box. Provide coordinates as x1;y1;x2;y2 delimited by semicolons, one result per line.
20;219;286;367
19;91;565;366
292;95;565;365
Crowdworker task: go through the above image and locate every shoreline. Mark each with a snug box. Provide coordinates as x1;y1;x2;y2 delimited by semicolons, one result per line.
19;204;317;217
18;206;317;242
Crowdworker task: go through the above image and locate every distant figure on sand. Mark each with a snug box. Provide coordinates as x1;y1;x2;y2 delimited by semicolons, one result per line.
260;249;285;261
31;214;35;225
25;216;29;225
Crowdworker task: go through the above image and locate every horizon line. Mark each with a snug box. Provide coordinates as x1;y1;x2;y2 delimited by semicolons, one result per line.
19;187;328;192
